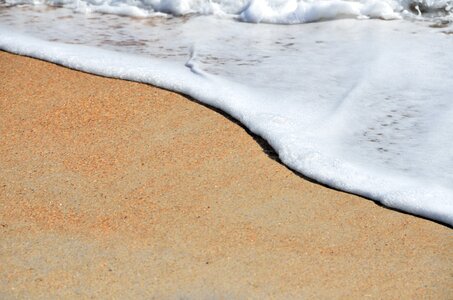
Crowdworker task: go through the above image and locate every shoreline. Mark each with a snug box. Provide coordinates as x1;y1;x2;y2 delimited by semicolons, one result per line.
1;51;452;298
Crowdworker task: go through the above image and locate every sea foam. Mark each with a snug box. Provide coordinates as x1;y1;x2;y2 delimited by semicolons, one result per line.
1;1;452;226
2;0;453;22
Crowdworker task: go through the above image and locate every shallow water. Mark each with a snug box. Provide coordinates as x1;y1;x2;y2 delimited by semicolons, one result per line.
1;0;453;225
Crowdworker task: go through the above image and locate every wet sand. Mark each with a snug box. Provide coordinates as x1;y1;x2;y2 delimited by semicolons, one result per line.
0;51;452;298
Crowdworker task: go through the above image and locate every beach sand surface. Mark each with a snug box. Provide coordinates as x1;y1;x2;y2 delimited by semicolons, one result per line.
0;51;452;298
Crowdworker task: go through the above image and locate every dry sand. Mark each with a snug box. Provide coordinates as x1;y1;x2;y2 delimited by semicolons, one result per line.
0;51;452;299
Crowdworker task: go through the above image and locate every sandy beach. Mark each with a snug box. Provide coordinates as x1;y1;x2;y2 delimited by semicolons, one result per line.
0;51;452;298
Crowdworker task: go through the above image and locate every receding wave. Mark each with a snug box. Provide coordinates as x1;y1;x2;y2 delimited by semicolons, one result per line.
1;0;452;226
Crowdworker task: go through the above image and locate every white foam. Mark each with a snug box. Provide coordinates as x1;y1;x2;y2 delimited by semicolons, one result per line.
239;0;400;24
2;0;452;23
0;4;452;226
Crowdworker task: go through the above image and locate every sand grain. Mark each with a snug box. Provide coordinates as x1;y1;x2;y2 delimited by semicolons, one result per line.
0;51;452;299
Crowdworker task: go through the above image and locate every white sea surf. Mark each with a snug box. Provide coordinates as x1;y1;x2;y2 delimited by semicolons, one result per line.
0;0;452;226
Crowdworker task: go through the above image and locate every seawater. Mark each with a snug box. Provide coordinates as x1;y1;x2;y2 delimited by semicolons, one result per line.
1;0;452;226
